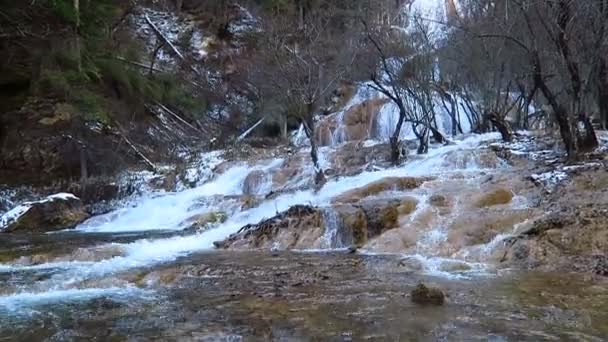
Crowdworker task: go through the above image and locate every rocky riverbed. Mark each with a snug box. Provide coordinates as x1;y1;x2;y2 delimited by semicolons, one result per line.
1;251;607;340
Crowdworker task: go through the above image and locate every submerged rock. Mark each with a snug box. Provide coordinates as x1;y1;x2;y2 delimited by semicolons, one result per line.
0;193;89;233
410;283;445;306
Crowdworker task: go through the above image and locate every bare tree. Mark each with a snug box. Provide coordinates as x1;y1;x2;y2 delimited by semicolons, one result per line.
252;1;359;184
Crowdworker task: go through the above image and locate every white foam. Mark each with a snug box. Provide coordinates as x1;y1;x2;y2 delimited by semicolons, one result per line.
0;286;151;312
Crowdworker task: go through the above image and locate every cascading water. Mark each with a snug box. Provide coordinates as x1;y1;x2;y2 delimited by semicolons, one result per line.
0;133;515;312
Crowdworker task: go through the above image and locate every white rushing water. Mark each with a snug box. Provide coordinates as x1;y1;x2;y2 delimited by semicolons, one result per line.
0;133;504;308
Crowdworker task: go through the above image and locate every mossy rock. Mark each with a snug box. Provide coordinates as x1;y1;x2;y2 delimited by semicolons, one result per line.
475;188;513;208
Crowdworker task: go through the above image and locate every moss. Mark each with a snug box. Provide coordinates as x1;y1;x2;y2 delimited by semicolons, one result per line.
475;188;514;208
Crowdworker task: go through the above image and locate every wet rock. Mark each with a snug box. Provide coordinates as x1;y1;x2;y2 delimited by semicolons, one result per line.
332;176;432;204
359;199;400;237
428;194;449;208
397;197;418;215
333;205;368;246
328;142;391;177
439;261;472;272
475;188;514;208
398;257;424;273
343;98;388;141
243;170;268;196
443;149;502;169
0;193;90;233
240;195;263;211
214;205;325;250
410;283;445;305
183;211;227;231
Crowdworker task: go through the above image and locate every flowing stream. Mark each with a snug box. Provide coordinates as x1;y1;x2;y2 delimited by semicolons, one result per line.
1;133;607;340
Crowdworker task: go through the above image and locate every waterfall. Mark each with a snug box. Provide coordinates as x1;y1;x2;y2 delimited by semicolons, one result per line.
321;208;352;249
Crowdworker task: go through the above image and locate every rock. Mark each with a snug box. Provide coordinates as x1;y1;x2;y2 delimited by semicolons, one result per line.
183;211;227;231
328;142;391;177
0;193;90;233
243;170;268;196
333;204;368;246
343;98;389;141
333;176;432;204
410;283;445;305
439;261;472;272
359;199;400;237
397;197;418;215
428;194;449;207
240;195;262;210
475;188;514;208
398;257;424;273
214;205;325;250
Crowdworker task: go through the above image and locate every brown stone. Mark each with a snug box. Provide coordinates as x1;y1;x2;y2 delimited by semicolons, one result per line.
475;188;514;208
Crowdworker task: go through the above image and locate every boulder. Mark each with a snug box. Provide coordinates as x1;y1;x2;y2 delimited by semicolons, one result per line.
359;199;400;238
410;283;445;305
0;193;89;233
214;205;325;250
333;176;432;204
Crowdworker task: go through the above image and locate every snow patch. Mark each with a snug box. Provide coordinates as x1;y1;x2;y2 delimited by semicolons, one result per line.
0;193;79;231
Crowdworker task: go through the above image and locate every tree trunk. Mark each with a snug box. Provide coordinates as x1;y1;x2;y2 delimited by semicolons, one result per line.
599;58;608;129
577;114;599;152
175;0;183;12
488;112;512;142
390;105;407;165
415;126;429;154
74;0;82;73
79;146;87;182
281;115;288;140
302;116;325;186
533;54;578;159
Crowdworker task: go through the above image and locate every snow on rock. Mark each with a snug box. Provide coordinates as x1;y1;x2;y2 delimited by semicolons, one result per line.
177;150;225;190
0;193;88;233
530;171;568;192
